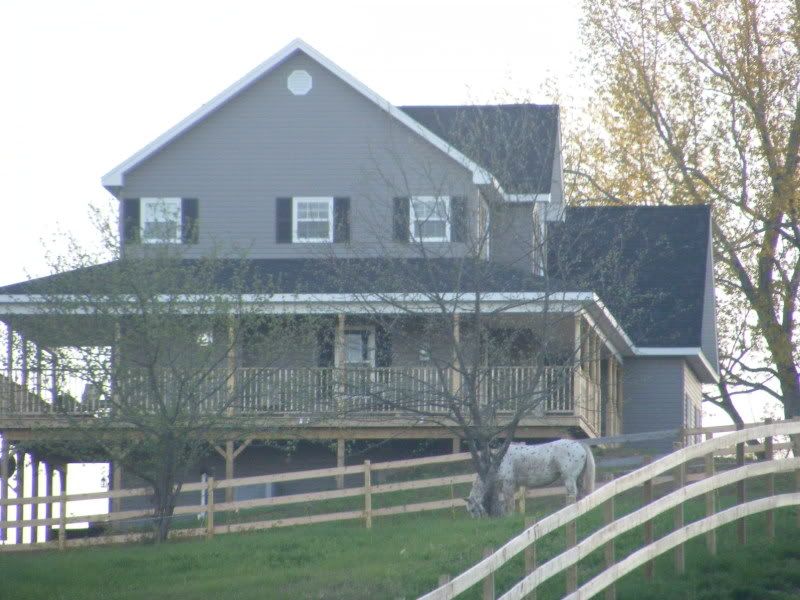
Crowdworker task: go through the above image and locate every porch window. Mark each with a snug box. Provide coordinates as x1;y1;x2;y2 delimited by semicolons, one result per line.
293;197;333;242
141;197;182;243
411;196;450;242
344;329;375;367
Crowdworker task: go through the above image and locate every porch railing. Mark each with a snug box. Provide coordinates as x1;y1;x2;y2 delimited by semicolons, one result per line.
0;366;601;431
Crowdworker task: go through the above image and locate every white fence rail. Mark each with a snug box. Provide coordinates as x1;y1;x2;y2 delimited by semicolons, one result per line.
420;419;800;600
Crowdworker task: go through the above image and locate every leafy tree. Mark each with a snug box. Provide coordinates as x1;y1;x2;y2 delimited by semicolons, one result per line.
569;0;800;424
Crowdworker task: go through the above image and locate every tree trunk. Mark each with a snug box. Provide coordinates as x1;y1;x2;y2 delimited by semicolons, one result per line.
152;484;179;543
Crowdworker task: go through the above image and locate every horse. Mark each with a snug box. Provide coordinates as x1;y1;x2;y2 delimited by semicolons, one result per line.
465;440;596;517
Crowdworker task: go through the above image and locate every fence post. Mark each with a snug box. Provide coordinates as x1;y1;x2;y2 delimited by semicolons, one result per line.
704;432;717;556
603;477;616;600
364;460;372;529
736;423;746;545
764;419;775;540
58;470;67;551
642;455;654;581
450;480;456;520
517;486;526;515
566;493;578;593
482;547;495;600
438;574;451;587
524;517;537;599
673;441;686;574
206;476;215;540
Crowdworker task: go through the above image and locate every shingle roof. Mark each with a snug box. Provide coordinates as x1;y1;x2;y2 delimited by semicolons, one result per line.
400;105;559;195
548;205;711;347
0;258;570;297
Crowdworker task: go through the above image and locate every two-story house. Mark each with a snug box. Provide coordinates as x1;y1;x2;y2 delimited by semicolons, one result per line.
0;39;718;504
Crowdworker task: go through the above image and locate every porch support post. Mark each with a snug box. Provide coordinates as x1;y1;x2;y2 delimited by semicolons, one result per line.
225;440;235;503
336;438;345;490
451;314;461;399
14;449;25;544
226;316;238;416
5;322;12;378
452;437;461;454
30;456;39;543
43;461;52;541
5;323;13;412
35;346;43;399
19;337;28;413
50;351;58;406
335;315;346;410
20;337;28;389
0;435;8;541
573;313;582;414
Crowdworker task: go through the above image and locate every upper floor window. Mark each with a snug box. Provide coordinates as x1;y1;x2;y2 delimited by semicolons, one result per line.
411;196;450;242
141;197;182;243
122;197;198;245
393;196;467;244
293;197;333;243
276;197;350;244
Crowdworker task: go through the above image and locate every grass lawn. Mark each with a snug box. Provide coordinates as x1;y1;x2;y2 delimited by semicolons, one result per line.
2;469;799;599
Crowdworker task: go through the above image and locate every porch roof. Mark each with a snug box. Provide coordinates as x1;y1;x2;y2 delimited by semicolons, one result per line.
0;258;575;297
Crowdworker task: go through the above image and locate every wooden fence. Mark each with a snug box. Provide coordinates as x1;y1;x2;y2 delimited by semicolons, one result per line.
0;420;784;562
420;419;800;600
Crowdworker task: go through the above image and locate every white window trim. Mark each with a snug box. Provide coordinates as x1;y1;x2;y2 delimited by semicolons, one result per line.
292;197;334;243
410;195;450;243
140;197;182;244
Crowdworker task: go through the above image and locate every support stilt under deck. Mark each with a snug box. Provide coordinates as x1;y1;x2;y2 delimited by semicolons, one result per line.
336;438;345;489
43;462;52;541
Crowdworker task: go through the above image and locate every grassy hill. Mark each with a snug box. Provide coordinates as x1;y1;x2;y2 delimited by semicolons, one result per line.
2;475;799;599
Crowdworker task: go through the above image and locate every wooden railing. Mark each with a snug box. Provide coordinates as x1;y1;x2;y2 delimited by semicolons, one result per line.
0;365;594;423
420;420;800;600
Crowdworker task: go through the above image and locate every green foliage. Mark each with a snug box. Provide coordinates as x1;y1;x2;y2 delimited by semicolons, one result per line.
3;475;800;599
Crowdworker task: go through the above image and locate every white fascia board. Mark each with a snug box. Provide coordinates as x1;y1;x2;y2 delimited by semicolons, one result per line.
633;346;720;384
102;39;497;189
0;291;597;317
503;193;551;203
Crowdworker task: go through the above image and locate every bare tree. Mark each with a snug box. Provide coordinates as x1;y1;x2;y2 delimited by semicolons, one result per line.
317;106;638;516
3;207;320;541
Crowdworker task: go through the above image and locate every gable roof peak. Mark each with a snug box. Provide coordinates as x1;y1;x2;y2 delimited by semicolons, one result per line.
101;39;497;190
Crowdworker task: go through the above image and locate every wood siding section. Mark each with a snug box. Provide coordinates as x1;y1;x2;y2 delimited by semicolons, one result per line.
116;51;478;260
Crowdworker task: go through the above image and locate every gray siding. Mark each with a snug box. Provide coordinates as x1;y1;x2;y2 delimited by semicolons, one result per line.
700;228;719;373
623;357;686;451
490;203;535;269
117;50;478;260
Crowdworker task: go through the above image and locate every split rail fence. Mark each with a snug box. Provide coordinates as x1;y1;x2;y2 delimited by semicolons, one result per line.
420;419;800;600
0;420;787;566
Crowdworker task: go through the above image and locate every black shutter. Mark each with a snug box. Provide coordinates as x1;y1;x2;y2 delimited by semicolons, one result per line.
333;197;350;243
276;197;293;243
451;196;468;243
375;324;392;367
181;198;199;244
122;199;140;244
317;325;335;367
393;197;409;242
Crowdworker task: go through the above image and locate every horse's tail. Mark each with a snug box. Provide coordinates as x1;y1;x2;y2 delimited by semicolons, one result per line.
582;445;596;496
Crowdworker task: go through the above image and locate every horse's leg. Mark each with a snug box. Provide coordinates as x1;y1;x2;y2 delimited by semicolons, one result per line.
564;475;578;498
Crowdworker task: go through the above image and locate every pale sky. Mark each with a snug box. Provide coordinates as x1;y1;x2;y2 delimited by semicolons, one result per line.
0;0;584;288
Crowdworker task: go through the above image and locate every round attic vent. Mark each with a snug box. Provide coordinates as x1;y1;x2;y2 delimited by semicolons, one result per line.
287;70;313;95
